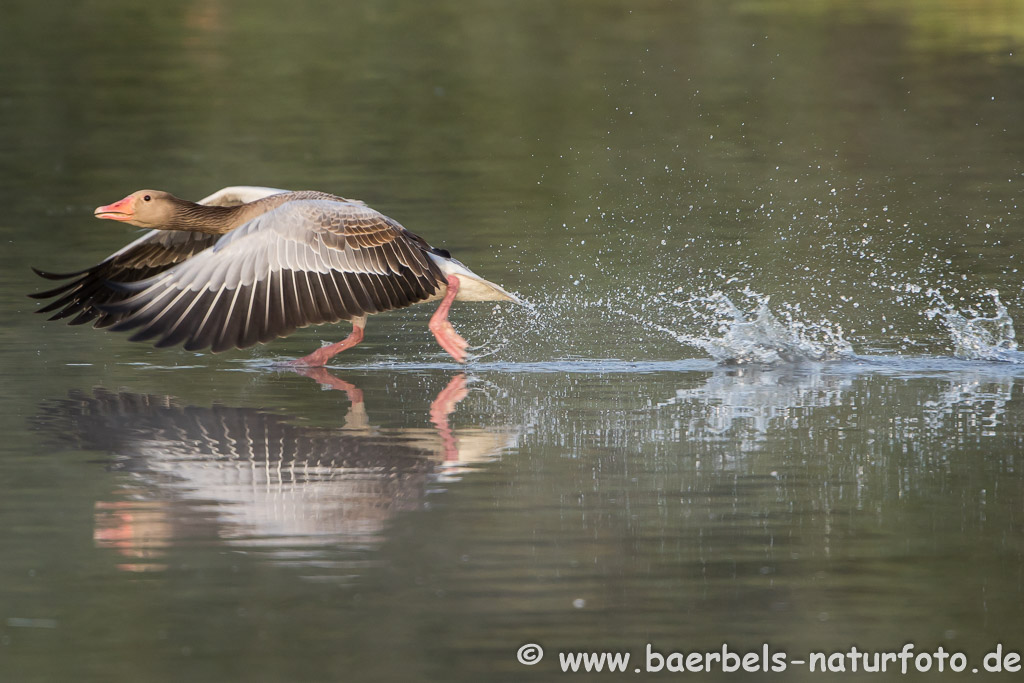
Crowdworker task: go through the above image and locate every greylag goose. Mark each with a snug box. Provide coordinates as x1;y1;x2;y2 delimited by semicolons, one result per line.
31;186;520;365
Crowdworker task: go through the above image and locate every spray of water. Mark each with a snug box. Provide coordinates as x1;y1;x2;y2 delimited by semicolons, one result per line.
925;289;1023;363
667;290;854;364
454;166;1024;367
461;273;1024;367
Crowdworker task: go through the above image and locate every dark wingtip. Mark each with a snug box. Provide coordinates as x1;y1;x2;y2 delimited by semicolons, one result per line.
32;266;87;281
182;338;211;352
97;301;132;317
68;310;99;326
29;281;79;300
101;278;151;294
37;298;72;314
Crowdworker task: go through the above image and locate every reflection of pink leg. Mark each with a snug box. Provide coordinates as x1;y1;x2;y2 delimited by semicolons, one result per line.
291;367;369;430
430;373;469;461
290;318;365;368
429;276;468;363
291;367;365;405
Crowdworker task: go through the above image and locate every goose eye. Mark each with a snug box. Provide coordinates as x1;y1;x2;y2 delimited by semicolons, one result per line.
143;195;152;201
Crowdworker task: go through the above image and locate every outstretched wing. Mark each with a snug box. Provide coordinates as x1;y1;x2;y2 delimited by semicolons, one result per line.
101;200;446;353
30;230;222;327
29;186;291;328
195;185;289;207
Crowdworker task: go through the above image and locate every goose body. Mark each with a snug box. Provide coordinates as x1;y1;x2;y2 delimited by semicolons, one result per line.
31;186;520;365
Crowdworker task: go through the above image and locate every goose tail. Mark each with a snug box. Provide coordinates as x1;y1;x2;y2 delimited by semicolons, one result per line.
428;253;523;304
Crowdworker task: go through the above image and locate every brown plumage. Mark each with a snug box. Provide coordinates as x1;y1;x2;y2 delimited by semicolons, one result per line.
31;186;520;364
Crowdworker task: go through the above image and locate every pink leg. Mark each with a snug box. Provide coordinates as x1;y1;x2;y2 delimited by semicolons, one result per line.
289;319;365;368
429;275;469;363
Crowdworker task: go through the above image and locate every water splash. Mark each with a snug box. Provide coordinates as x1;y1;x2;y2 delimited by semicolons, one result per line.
656;290;854;364
926;289;1024;363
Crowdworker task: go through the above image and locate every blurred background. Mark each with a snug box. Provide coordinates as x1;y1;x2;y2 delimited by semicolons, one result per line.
2;1;1023;681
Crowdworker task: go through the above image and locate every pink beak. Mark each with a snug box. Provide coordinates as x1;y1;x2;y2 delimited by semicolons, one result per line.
94;195;135;221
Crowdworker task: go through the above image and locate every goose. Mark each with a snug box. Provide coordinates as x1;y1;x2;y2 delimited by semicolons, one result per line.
31;186;520;365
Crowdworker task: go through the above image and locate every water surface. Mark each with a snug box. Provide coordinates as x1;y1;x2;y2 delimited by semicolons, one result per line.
2;1;1024;681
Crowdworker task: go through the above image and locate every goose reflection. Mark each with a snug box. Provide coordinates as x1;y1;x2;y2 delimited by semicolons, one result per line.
34;373;518;572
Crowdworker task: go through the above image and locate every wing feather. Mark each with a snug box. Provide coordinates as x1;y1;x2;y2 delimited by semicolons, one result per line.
30;230;222;327
185;283;229;351
129;286;196;342
310;271;337;322
341;270;374;313
152;289;214;349
213;284;246;353
238;277;263;349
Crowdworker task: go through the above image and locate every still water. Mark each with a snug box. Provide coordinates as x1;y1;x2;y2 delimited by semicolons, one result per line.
2;0;1024;681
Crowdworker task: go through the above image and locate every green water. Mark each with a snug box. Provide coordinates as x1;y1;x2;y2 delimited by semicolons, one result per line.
2;1;1024;681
